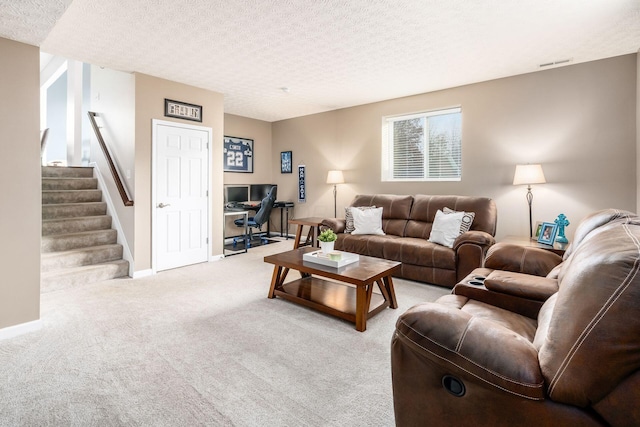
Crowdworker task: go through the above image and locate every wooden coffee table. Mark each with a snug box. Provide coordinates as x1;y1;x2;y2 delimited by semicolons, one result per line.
264;247;401;331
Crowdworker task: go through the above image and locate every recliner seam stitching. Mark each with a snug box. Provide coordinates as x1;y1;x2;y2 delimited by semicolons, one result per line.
397;319;544;390
395;326;544;400
548;220;640;395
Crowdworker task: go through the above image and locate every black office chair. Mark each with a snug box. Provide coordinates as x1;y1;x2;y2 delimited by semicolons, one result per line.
233;186;277;248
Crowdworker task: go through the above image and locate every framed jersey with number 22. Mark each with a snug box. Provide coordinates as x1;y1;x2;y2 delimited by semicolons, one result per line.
223;136;253;173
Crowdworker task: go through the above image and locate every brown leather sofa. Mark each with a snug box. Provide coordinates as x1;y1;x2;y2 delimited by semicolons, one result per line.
391;209;640;426
321;194;497;288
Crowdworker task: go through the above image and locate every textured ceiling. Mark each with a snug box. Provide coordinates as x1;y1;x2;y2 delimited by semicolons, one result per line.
2;0;640;122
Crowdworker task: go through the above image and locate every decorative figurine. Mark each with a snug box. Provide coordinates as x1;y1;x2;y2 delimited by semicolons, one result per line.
555;213;570;243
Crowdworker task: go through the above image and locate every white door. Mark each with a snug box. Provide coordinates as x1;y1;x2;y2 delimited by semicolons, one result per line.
154;121;210;271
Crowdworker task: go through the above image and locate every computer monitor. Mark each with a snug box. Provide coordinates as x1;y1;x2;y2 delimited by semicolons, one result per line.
250;184;277;202
225;185;249;204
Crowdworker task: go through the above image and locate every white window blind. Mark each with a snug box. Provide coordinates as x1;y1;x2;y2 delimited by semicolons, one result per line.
381;107;462;181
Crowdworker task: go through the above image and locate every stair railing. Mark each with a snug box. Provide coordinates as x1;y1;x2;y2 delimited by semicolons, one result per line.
87;111;134;206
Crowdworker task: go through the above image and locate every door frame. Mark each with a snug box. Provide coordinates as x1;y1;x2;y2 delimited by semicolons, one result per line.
151;119;213;273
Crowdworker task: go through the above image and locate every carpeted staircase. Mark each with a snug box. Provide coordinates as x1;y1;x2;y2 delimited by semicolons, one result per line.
41;166;129;292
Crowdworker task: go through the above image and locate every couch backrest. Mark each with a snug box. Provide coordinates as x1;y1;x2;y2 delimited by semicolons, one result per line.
350;194;413;236
534;215;640;415
405;195;497;239
562;208;636;260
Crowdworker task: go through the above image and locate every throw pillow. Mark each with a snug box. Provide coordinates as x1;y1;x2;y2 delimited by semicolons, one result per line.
428;209;464;248
443;207;475;234
351;207;385;235
345;206;376;233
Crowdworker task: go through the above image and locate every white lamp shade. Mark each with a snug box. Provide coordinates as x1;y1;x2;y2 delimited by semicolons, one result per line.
513;164;546;185
326;170;345;184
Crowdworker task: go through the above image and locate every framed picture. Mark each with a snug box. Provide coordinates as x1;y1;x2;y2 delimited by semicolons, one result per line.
223;136;253;173
538;222;558;245
281;151;292;173
534;221;544;238
164;99;202;122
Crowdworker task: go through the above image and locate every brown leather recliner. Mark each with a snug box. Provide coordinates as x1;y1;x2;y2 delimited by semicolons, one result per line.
391;209;640;426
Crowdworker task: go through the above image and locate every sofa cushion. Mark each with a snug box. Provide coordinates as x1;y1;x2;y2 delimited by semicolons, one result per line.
383;236;455;269
344;205;376;233
428;209;465;248
350;194;412;236
336;233;398;259
406;195;496;238
351;207;385;235
443;206;475;233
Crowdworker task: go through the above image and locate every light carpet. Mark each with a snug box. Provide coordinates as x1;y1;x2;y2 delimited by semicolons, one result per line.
0;240;449;426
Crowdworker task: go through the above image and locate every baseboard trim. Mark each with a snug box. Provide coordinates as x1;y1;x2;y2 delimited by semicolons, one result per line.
210;254;224;261
0;319;43;341
132;269;154;279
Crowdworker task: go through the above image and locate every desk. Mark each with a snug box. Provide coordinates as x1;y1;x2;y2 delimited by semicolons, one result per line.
289;217;325;249
229;201;294;238
274;201;294;238
223;210;248;256
501;235;569;257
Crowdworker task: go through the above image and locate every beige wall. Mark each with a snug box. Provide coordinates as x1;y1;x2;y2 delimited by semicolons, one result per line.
0;38;41;329
224;113;273;185
273;54;638;240
90;66;136;253
134;74;225;271
637;50;640;214
222;114;277;235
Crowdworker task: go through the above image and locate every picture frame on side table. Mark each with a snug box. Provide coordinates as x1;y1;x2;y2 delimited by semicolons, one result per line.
281;151;292;173
538;222;558;245
534;221;543;239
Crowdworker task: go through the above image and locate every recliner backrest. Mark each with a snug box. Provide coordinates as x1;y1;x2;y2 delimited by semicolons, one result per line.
534;215;640;423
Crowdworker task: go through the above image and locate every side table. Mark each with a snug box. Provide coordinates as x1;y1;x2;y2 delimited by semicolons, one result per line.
289;217;325;249
501;235;569;257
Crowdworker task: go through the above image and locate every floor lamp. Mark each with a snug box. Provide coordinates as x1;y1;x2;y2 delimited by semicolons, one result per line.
513;164;546;239
326;170;344;218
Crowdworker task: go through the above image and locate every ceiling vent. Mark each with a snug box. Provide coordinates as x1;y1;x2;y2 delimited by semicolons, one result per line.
539;59;573;68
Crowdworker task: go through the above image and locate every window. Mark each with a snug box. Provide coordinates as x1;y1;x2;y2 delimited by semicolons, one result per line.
381;107;461;181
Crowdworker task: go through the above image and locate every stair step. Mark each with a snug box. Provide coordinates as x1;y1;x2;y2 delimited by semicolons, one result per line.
41;244;124;272
42;229;117;252
43;215;112;236
42;202;107;219
41;260;129;293
42;177;98;191
43;189;102;204
42;166;94;178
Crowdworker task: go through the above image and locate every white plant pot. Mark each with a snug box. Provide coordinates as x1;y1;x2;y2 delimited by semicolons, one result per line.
319;241;335;254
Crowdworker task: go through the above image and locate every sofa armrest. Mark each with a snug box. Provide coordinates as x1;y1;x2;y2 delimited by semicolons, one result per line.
453;230;495;250
484;270;558;301
484;243;563;277
394;299;544;400
453;231;496;283
454;269;558;318
321;218;346;234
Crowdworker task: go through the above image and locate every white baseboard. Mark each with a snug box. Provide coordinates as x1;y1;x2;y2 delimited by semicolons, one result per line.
210;254;224;261
132;269;154;279
0;319;42;341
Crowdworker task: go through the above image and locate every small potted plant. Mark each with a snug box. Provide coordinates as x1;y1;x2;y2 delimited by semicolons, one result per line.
318;228;337;254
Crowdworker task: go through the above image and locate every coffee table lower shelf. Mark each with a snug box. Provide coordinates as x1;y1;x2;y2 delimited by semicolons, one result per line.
274;277;388;324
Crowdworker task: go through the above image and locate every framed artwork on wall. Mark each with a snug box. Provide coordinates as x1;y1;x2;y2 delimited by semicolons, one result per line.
164;99;202;122
223;136;253;173
281;151;292;173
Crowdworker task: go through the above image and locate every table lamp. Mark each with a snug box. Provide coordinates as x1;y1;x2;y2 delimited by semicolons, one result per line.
326;170;344;217
513;164;546;238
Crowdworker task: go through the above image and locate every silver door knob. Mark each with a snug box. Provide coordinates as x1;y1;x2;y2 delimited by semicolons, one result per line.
158;203;171;208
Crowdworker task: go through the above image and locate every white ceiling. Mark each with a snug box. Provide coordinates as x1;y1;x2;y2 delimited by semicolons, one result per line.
2;0;640;122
